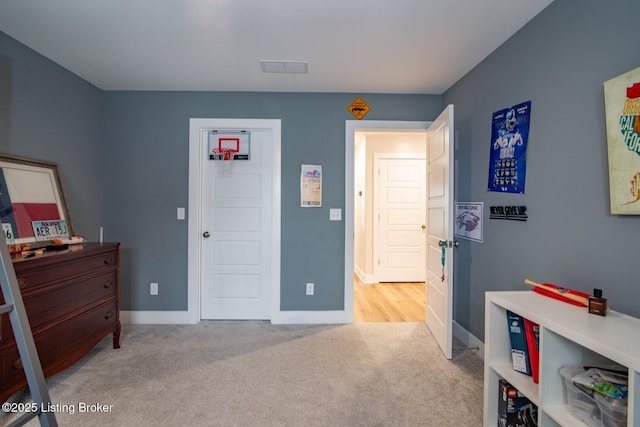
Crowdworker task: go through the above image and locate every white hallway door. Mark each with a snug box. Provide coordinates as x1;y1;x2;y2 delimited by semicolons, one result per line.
425;105;455;359
375;156;426;283
200;129;273;320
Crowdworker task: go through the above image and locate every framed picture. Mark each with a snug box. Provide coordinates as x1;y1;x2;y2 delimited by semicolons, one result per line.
0;154;74;244
604;66;640;214
455;202;483;243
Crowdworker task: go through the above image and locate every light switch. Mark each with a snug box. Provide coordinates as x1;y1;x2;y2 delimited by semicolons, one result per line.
177;207;185;220
329;208;342;221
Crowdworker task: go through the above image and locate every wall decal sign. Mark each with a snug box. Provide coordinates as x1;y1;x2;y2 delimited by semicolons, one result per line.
604;66;640;214
348;97;370;120
488;101;531;194
489;205;528;221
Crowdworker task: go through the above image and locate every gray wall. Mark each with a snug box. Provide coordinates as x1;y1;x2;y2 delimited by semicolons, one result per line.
0;32;103;239
102;92;443;311
444;0;640;340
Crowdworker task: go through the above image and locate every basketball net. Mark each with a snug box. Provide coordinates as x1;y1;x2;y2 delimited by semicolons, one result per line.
212;148;236;174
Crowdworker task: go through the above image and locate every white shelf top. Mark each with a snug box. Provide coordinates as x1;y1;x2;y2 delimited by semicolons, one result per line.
486;291;640;372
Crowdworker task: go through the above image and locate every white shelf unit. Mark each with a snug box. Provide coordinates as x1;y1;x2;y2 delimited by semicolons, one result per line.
484;291;640;427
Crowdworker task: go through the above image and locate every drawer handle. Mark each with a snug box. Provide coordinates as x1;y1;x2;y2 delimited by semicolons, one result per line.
12;358;23;370
103;256;113;265
104;311;114;320
17;278;28;289
103;280;113;289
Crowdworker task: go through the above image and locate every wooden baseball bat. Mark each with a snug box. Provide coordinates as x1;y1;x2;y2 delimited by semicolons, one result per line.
524;279;589;306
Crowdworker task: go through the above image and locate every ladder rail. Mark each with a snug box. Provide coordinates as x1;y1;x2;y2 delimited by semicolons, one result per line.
0;242;57;426
7;410;40;427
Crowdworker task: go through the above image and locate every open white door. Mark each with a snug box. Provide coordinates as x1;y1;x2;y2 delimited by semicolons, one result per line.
424;105;455;359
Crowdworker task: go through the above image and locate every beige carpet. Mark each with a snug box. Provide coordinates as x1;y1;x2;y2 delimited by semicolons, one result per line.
2;321;484;426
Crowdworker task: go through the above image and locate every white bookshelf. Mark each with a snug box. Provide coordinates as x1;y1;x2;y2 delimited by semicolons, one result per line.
483;291;640;427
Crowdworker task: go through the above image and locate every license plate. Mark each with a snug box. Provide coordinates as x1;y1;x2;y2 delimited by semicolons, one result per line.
32;220;69;241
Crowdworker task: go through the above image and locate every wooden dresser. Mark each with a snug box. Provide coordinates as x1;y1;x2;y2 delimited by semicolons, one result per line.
0;242;120;402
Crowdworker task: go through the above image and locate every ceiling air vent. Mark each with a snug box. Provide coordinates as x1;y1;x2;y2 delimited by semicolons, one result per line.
260;60;308;74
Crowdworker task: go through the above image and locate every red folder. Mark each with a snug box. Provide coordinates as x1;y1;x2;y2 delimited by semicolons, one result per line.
523;318;540;383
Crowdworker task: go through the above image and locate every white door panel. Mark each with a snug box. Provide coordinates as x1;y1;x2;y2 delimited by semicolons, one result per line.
388;252;420;268
212;207;261;232
388;187;420;202
428;208;445;236
428;168;445;198
213;275;261;298
426;282;445;321
424;105;455;359
212;240;261;264
214;175;262;199
387;208;421;225
387;230;420;246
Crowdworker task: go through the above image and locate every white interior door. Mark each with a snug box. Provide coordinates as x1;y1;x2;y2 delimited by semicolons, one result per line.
376;157;426;282
200;129;272;319
425;105;455;359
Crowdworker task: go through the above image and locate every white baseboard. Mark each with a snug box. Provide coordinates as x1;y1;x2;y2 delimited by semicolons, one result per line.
453;320;484;361
121;311;190;325
354;266;375;284
122;310;349;325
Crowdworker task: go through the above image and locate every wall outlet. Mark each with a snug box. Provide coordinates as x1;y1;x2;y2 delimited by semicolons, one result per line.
306;282;314;296
150;282;158;295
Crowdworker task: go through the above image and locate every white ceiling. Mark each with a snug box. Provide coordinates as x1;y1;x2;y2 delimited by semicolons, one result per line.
0;0;553;94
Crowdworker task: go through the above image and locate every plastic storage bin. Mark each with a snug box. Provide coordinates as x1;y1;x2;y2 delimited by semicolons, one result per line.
594;392;627;427
560;366;601;427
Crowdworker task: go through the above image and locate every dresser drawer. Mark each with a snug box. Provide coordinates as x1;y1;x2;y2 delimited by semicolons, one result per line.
1;271;117;341
13;251;117;292
1;299;118;393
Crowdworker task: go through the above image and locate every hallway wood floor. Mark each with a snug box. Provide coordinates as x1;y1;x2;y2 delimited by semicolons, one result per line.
353;276;425;322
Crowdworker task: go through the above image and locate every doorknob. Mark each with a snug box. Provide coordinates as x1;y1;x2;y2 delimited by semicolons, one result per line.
202;231;210;238
421;224;427;230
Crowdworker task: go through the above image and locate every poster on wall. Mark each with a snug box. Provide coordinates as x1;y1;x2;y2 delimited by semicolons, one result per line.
604;66;640;215
454;202;483;243
301;164;322;207
487;101;531;194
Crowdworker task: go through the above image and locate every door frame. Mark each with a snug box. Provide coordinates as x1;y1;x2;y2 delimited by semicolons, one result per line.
345;120;430;322
188;118;281;324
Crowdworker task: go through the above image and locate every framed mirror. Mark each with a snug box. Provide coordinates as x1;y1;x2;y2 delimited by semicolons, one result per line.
0;154;74;245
